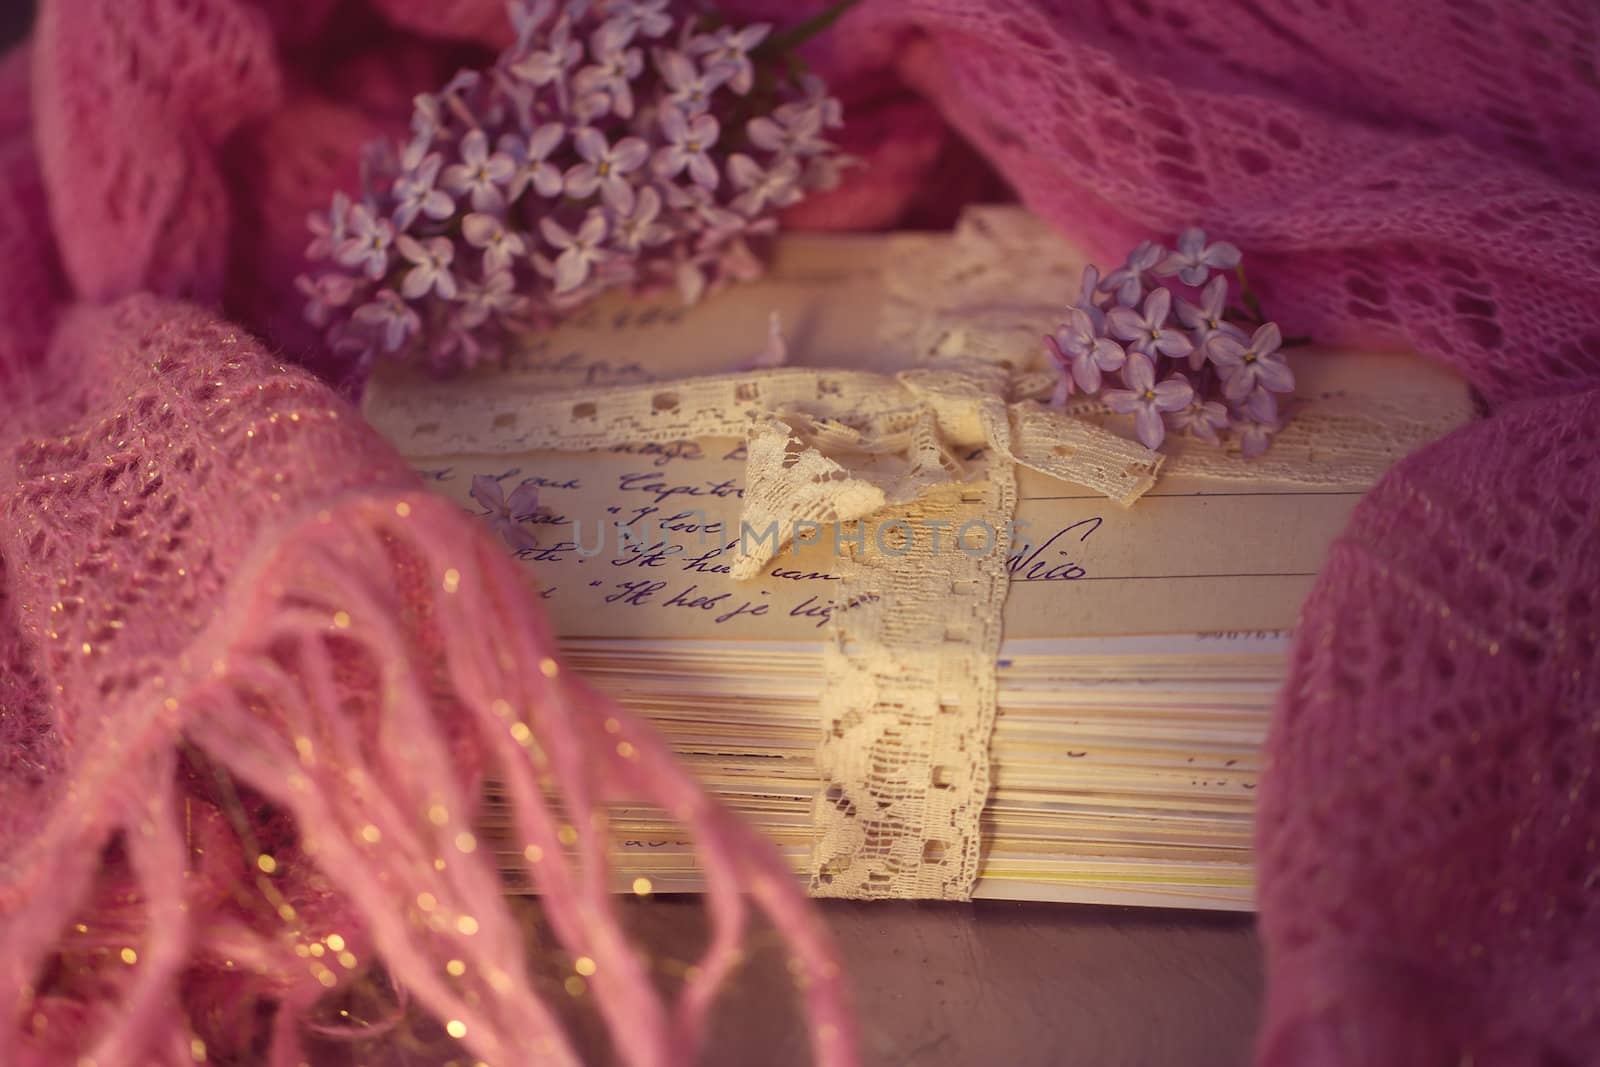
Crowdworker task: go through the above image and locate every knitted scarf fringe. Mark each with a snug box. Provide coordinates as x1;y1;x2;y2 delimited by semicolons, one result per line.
1;490;858;1067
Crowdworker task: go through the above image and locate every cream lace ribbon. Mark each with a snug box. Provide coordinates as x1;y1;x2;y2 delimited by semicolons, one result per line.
365;207;1474;900
367;361;1160;899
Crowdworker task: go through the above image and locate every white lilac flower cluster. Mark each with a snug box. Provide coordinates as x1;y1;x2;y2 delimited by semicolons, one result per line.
1044;229;1295;456
298;0;848;374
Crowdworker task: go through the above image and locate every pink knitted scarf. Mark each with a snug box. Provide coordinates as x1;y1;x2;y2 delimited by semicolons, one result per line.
4;1;1600;1064
1;4;857;1065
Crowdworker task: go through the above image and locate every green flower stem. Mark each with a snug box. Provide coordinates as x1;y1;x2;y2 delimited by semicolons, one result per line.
1234;264;1266;324
760;0;864;56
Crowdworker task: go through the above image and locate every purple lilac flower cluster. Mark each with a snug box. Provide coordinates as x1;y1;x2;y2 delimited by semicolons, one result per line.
1044;229;1295;456
299;0;847;374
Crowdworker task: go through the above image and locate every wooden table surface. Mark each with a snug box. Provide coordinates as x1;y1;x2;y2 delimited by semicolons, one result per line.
665;899;1263;1067
311;898;1262;1066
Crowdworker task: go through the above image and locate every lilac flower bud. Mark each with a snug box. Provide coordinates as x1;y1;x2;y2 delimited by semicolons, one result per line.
1103;352;1194;450
463;213;528;274
654;107;721;187
609;185;670;251
443;130;515;212
1229;402;1281;458
396;235;458;300
511;16;581;86
391;154;454;229
1099;240;1164;308
604;0;672;41
306;191;352;261
574;20;644;119
1155;228;1242;287
749;106;828;158
687;24;771;96
500;124;566;201
1107;288;1195;361
658;50;728;115
1045;308;1125;399
336;203;394;280
509;0;556;53
296;272;357;327
470;474;544;553
540;212;610;293
456;267;520;330
353;291;420;352
1163;383;1230;445
565;128;649;203
727;154;803;216
1175;275;1246;371
1209;322;1294;401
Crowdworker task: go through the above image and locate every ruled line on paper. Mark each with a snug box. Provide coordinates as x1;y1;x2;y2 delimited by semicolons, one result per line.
1017;572;1320;583
1027;490;1367;502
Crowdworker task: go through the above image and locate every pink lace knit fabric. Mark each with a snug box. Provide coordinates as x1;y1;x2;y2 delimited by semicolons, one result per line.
1;300;857;1067
2;4;858;1065
5;0;1600;1063
1256;391;1600;1065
